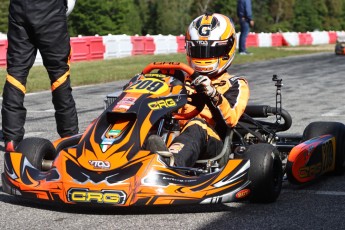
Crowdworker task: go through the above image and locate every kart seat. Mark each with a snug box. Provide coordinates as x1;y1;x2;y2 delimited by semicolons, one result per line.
195;128;232;167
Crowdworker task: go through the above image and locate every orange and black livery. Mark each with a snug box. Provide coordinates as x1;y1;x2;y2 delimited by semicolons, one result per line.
2;63;345;207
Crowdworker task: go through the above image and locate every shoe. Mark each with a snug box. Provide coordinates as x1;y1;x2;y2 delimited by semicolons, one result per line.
145;135;174;166
145;135;169;152
239;51;253;55
5;140;19;152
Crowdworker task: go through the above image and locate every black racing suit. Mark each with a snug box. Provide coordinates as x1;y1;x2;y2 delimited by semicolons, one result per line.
2;0;79;143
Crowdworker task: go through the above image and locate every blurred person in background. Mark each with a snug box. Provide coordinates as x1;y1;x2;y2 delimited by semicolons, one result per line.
237;0;254;55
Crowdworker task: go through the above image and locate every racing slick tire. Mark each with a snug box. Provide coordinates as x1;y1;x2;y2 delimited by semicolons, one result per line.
302;121;345;175
242;143;283;203
16;137;57;171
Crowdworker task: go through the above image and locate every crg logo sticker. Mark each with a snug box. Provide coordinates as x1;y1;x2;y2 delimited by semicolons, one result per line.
89;160;111;169
68;188;126;204
148;98;177;110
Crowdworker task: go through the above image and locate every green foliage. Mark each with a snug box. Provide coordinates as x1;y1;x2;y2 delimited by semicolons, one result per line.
0;0;9;33
68;0;142;36
155;0;194;35
293;0;322;31
0;0;345;35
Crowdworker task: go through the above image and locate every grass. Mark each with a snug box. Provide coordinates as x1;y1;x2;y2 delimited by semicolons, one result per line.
0;45;334;94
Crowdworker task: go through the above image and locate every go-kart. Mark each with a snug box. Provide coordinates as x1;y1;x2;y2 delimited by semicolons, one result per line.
2;62;345;206
335;35;345;55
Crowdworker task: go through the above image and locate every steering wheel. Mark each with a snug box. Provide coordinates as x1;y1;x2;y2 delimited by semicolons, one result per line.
142;62;206;120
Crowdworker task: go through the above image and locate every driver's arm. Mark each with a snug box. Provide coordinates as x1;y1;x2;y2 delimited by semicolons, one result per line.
214;75;250;127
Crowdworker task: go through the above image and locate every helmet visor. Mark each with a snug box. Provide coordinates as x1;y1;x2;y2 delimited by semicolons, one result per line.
186;38;234;59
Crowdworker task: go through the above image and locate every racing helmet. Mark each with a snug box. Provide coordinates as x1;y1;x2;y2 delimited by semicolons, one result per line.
186;13;236;78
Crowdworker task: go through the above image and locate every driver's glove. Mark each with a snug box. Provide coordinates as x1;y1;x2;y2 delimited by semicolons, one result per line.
192;75;222;106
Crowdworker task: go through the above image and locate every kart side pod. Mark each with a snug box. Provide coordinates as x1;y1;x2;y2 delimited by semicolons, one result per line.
286;135;336;184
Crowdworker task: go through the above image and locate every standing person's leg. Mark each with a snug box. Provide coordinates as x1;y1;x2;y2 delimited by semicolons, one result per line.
2;16;37;150
239;19;250;53
35;14;79;137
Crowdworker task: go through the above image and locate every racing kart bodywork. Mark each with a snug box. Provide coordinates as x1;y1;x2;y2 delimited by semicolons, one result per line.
2;62;345;207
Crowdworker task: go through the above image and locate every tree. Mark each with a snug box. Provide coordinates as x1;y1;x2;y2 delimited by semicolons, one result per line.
190;0;213;17
293;0;321;31
0;0;9;33
68;0;142;36
323;0;343;30
268;0;295;32
155;0;194;35
211;0;237;21
252;0;273;32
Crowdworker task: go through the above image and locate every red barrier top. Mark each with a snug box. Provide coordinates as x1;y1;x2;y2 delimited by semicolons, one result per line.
131;36;145;55
271;33;283;47
176;35;186;53
298;33;313;46
70;37;90;62
328;31;337;44
246;33;259;47
87;36;105;60
143;36;155;55
0;39;8;67
70;36;105;62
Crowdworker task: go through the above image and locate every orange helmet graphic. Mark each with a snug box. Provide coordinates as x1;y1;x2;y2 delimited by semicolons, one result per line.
186;13;236;77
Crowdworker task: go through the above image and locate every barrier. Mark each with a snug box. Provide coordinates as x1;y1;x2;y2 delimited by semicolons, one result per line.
70;36;90;61
131;35;145;55
87;36;105;60
246;33;259;47
328;31;337;44
33;50;43;66
298;33;313;46
0;39;8;67
282;32;299;46
143;36;155;55
271;33;283;47
103;34;132;59
0;32;7;40
258;33;272;47
0;31;343;67
176;35;186;53
152;34;178;55
337;31;345;41
311;31;329;45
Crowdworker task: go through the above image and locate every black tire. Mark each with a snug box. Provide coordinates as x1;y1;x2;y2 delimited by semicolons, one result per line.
302;121;345;175
242;143;283;203
16;137;57;171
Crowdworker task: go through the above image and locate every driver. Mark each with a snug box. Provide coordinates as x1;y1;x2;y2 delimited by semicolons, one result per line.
150;12;250;167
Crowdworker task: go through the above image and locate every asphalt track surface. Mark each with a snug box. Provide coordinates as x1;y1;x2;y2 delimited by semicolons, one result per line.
0;52;345;230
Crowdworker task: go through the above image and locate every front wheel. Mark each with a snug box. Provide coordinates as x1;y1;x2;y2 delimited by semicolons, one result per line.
242;143;283;203
16;137;57;171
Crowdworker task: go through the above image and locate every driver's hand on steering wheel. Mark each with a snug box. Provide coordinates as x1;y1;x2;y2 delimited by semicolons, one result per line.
192;75;216;97
192;75;222;106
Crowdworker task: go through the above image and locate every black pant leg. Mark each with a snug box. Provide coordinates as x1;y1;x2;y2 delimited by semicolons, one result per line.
170;118;223;167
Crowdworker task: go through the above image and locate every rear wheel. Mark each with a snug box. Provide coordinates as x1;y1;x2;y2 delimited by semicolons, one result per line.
302;121;345;175
16;137;57;171
242;143;283;203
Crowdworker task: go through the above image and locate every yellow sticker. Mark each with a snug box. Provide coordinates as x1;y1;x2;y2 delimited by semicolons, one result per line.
125;78;169;95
